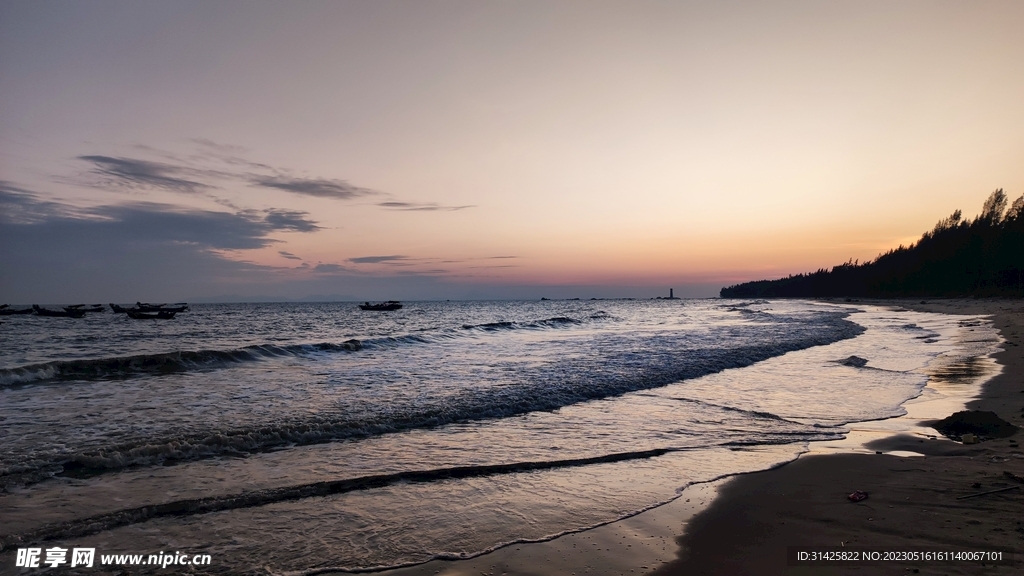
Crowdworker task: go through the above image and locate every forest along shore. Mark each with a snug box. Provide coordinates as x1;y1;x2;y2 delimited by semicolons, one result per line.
652;298;1023;576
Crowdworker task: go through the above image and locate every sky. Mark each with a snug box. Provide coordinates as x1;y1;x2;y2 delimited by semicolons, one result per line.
2;0;1023;302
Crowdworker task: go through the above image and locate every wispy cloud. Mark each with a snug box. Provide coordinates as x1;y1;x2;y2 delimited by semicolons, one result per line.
73;150;376;203
71;142;477;216
77;155;214;194
252;176;377;200
377;201;474;212
263;209;321;232
0;180;37;196
188;138;249;155
0;182;83;223
348;255;409;264
313;263;350;273
278;251;302;260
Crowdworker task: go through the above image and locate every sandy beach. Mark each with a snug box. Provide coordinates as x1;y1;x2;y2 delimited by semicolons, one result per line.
377;299;1022;576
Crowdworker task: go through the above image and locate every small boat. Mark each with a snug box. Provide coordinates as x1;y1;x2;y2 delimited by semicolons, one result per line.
359;301;403;311
33;305;86;318
126;310;177;320
65;304;105;313
135;302;189;313
0;306;34;316
109;303;128;313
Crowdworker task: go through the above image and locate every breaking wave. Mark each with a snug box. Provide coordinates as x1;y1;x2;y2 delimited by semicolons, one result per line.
0;315;593;387
1;311;863;486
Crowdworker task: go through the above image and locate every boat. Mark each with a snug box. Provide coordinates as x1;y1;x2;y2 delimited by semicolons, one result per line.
126;310;177;320
109;303;128;313
358;301;403;311
33;305;86;318
65;304;105;313
135;302;189;313
0;306;34;316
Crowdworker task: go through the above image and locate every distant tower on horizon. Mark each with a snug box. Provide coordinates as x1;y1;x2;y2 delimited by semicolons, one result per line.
657;288;679;300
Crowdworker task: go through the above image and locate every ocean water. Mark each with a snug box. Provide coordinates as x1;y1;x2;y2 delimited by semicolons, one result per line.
0;299;1000;574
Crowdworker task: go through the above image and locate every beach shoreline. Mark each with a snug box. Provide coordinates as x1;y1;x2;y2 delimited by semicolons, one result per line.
373;298;1022;576
648;298;1024;576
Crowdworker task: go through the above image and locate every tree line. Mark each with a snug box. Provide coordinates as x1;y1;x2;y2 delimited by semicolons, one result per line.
721;189;1024;298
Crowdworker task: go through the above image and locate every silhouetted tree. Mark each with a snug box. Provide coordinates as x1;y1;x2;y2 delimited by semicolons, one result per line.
721;189;1024;298
980;188;1008;223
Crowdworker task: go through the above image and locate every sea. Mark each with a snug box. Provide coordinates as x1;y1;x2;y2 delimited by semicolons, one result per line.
0;299;1001;574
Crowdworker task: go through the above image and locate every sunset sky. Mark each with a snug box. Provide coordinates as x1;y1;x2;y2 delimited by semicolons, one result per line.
2;1;1022;301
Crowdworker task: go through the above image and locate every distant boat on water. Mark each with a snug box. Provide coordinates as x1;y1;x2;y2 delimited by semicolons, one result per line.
126;310;177;320
135;302;189;313
110;302;189;313
32;305;86;318
359;301;403;311
0;305;34;315
65;304;105;313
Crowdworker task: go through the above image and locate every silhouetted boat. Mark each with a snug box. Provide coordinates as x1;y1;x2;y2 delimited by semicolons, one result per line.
359;301;403;311
110;303;128;313
126;310;177;320
65;304;105;313
135;302;189;313
33;305;86;318
0;307;34;316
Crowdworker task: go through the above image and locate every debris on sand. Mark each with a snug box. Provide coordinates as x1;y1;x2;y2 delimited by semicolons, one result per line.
847;490;869;502
956;485;1020;500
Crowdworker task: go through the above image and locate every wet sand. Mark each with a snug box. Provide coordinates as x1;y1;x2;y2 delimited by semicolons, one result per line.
375;299;1023;576
649;298;1024;576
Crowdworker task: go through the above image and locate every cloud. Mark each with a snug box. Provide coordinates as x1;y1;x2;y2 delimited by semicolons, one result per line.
0;182;81;224
185;139;274;171
81;203;286;250
188;138;249;155
77;155;214;194
74;151;378;203
278;251;302;260
252;176;376;200
348;255;408;264
313;263;350;273
0;185;538;303
72;144;470;216
0;196;302;301
377;201;474;211
488;255;517;259
3;191;320;254
263;209;321;232
0;180;36;196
